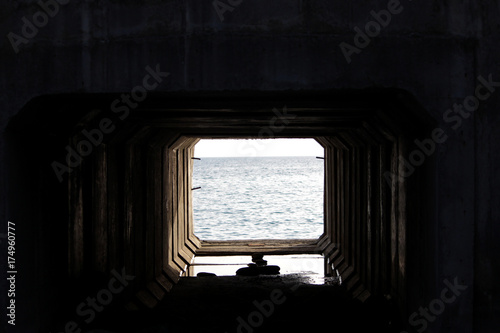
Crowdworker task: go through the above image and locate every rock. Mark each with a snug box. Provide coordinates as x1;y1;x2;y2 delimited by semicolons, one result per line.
251;253;264;262
236;265;280;276
254;259;267;266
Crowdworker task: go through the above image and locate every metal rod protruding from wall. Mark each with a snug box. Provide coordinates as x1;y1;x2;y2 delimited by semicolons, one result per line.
192;157;201;160
192;187;201;191
316;156;325;159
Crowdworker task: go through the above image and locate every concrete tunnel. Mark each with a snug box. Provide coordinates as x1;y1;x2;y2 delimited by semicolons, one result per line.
6;89;435;331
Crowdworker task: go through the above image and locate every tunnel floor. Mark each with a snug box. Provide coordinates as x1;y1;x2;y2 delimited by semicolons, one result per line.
86;274;403;333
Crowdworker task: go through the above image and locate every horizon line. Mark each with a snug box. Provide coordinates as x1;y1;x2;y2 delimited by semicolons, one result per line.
193;155;324;158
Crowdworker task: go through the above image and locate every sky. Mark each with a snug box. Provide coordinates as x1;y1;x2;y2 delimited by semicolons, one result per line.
193;138;324;157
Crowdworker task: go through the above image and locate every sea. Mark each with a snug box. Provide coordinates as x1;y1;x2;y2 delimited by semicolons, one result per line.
192;156;324;240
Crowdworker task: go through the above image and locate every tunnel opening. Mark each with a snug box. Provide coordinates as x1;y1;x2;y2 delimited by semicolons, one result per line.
192;138;324;241
189;138;327;278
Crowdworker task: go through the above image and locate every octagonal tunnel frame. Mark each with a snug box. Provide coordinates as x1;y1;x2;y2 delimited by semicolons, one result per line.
163;131;405;296
8;90;434;318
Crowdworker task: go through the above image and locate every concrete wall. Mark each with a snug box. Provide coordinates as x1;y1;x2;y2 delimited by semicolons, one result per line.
1;0;498;332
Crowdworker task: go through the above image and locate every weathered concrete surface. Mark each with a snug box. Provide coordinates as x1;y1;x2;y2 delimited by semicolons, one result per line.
84;274;399;333
0;0;498;332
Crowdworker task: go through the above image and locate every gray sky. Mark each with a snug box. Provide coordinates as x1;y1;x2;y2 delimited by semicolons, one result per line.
194;138;324;157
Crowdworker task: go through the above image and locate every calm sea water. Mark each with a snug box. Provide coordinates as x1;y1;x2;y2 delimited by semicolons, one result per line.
192;156;324;240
